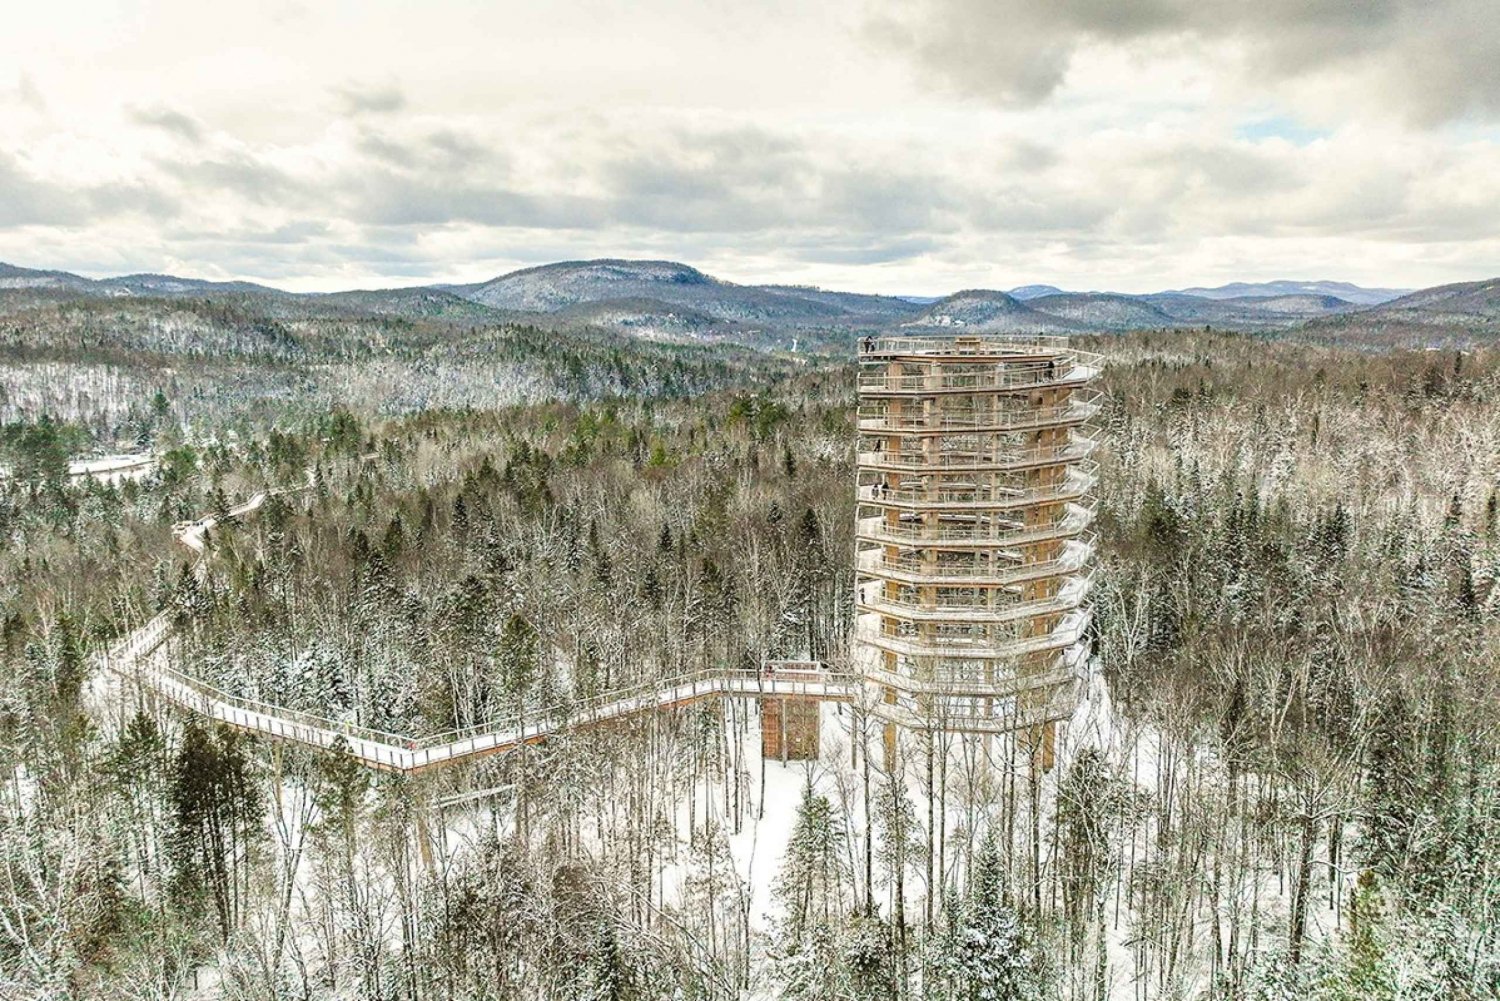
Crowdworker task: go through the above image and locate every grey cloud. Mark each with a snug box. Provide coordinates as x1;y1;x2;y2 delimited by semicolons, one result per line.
11;73;45;111
1001;142;1059;172
355;127;506;174
598;133;1042;242
169;220;331;245
356;133;419;169
789;235;944;265
346;124;1114;248
0;155;89;226
593;128;869;234
602;158;788;231
130;105;204;143
346;125;625;230
337;127;948;247
161;152;306;206
138;239;425;285
603;127;809;203
1132;142;1296;200
88;181;180;220
352;172;610;230
817;169;958;233
868;0;1500;124
971;192;1113;235
337;82;406;115
427;130;493;169
0;153;178;227
343;125;820;235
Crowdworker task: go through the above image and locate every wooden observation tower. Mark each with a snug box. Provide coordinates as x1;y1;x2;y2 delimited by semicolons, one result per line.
853;334;1101;764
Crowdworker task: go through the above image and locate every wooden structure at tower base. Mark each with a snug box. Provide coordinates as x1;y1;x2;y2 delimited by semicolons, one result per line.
757;662;828;761
761;697;821;761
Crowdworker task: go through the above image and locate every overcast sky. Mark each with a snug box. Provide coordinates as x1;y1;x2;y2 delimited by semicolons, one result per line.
2;0;1498;293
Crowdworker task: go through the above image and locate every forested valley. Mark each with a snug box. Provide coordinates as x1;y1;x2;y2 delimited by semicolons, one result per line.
2;323;1498;999
0;293;804;431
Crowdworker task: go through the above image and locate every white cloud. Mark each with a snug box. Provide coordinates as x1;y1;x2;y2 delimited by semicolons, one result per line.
0;0;1495;293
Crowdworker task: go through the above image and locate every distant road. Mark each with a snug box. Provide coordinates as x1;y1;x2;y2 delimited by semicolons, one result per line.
68;453;158;484
0;453;158;485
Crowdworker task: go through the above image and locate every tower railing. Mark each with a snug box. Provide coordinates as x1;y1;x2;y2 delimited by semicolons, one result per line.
855;607;1093;660
855;436;1098;472
863;334;1082;356
855;534;1096;583
856;394;1102;432
856;573;1093;623
856;463;1097;509
857;353;1103;394
856;500;1097;546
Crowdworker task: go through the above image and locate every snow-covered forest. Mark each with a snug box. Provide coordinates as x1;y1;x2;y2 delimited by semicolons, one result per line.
2;328;1498;999
0;295;803;432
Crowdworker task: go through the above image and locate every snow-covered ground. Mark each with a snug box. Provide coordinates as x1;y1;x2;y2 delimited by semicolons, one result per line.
118;666;1356;1000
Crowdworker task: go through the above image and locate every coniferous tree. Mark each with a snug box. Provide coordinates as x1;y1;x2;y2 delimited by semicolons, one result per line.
776;777;848;941
931;833;1043;1001
169;722;261;941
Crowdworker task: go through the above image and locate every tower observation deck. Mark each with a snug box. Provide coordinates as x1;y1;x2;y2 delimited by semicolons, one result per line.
854;334;1101;747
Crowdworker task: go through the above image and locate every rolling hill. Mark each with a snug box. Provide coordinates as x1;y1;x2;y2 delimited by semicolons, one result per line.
1;257;1494;345
305;287;510;322
1008;284;1066;300
0;262;281;298
547;297;726;338
1026;293;1178;330
755;284;924;322
1140;293;1292;327
1218;293;1355;316
1371;277;1500;316
1166;279;1408;306
0;262;94;290
447;259;850;327
1297;278;1500;345
901;290;1081;333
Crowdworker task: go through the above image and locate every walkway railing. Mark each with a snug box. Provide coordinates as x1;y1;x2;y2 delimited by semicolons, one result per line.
111;617;855;772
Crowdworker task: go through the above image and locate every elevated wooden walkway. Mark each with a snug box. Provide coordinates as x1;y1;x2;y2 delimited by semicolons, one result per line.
104;480;850;772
